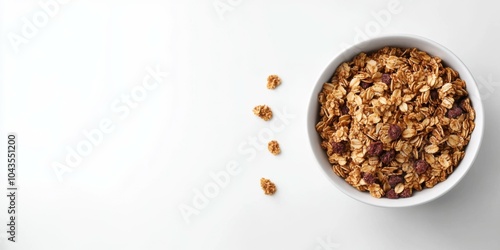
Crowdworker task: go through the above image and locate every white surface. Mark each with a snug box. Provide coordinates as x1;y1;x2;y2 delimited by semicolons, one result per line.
0;0;499;249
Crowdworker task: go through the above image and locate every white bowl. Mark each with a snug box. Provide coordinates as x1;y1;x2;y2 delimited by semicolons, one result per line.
307;34;484;207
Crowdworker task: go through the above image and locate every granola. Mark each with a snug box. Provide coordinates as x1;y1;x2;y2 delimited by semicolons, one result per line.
267;75;282;89
316;47;475;199
268;140;281;155
260;178;277;195
253;105;273;121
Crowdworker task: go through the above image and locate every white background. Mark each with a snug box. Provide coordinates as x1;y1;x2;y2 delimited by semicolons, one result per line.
1;0;499;249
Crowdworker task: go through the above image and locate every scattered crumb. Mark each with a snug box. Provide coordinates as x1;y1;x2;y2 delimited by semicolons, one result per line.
260;178;277;195
253;105;273;121
267;140;281;155
267;75;282;89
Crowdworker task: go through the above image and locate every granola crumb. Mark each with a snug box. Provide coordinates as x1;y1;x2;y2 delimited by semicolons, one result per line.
268;140;281;155
260;178;277;195
267;75;282;89
253;105;273;121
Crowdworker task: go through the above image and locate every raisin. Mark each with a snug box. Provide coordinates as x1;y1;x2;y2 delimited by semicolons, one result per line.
388;124;402;140
388;175;403;188
381;150;396;165
399;188;412;198
385;189;398;199
446;104;463;118
340;104;349;115
381;74;391;85
360;81;372;89
331;141;347;154
430;89;438;100
414;160;430;174
363;173;375;185
367;141;384;156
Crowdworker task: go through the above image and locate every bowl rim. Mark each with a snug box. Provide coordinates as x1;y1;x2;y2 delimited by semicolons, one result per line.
307;34;485;207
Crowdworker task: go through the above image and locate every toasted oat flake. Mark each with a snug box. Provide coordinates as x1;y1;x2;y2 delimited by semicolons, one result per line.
260;178;277;195
267;75;282;89
268;140;281;155
424;144;440;154
253;105;273;121
395;183;405;194
315;47;476;199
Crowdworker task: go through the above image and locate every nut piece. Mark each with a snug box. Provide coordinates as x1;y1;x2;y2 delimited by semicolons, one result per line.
253;105;273;121
260;178;277;195
267;140;281;155
267;75;282;89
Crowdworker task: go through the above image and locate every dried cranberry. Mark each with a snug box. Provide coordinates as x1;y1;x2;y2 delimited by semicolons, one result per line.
381;74;391;85
381;150;396;165
388;175;403;188
385;189;398;199
360;81;372;89
367;141;384;156
340;104;349;115
331;141;347;154
446;104;463;118
430;89;439;100
388;124;402;140
363;173;375;184
399;188;412;198
414;160;429;174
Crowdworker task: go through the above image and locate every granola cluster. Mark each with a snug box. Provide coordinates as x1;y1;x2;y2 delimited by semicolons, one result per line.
254;76;284;195
316;47;475;199
260;178;277;195
267;75;282;89
253;105;273;121
268;140;281;155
